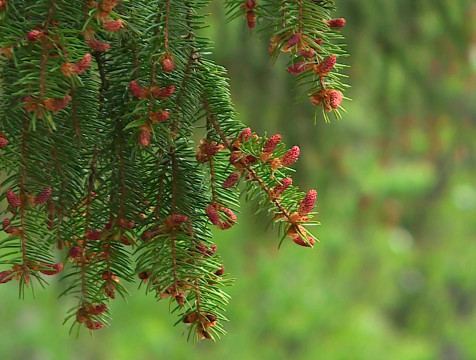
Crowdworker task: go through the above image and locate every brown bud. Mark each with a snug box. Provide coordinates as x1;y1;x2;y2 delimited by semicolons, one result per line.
85;230;102;240
69;245;83;258
2;218;11;230
229;151;244;167
299;49;315;58
289;212;304;224
328;89;343;109
327;18;346;29
85;303;107;315
280;146;300;167
309;91;326;107
0;135;8;148
6;189;20;208
196;241;208;255
310;89;343;111
138;271;151;280
165;214;189;227
76;310;88;324
175;294;184;306
87;39;110;52
149;110;170;124
298;190;317;216
73;53;92;75
242;0;258;11
5;226;21;236
214;266;225;276
287;62;309;74
287;225;315;247
103;281;115;299
39;262;63;275
262;133;282;154
205;204;220;227
313;55;337;76
206;203;237;230
103;19;123;32
246;11;257;30
22;96;39;113
86;320;104;330
206;244;217;256
217;206;237;230
130;81;143;98
222;171;241;189
102;270;114;280
269;158;282;170
27;30;44;42
238;127;251;142
287;33;302;47
61;54;93;77
44;94;71;113
0;46;13;58
138;126;151;147
34;187;51;205
198;326;212;340
0;270;13;284
141;226;164;242
270;177;292;198
183;312;199;323
205;313;218;324
154;85;175;98
161;55;175;72
100;0;118;11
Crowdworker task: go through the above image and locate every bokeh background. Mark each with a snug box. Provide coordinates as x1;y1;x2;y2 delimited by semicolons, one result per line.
1;0;475;359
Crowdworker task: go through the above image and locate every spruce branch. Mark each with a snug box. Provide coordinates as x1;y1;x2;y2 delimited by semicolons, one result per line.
0;0;348;340
201;67;318;246
225;0;349;122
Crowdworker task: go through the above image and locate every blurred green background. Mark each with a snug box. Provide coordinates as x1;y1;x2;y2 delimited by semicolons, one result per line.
1;0;475;359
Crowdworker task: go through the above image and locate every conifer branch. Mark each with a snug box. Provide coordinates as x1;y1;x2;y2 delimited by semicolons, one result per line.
19;117;30;287
0;0;348;339
203;93;295;227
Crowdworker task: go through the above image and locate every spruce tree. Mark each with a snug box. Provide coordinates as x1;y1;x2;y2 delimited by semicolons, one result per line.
0;0;347;340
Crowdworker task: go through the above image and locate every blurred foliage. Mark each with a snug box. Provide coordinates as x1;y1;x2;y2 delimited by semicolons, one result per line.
0;0;475;359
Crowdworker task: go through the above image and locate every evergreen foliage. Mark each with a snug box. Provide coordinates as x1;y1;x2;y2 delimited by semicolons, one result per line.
0;0;347;340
